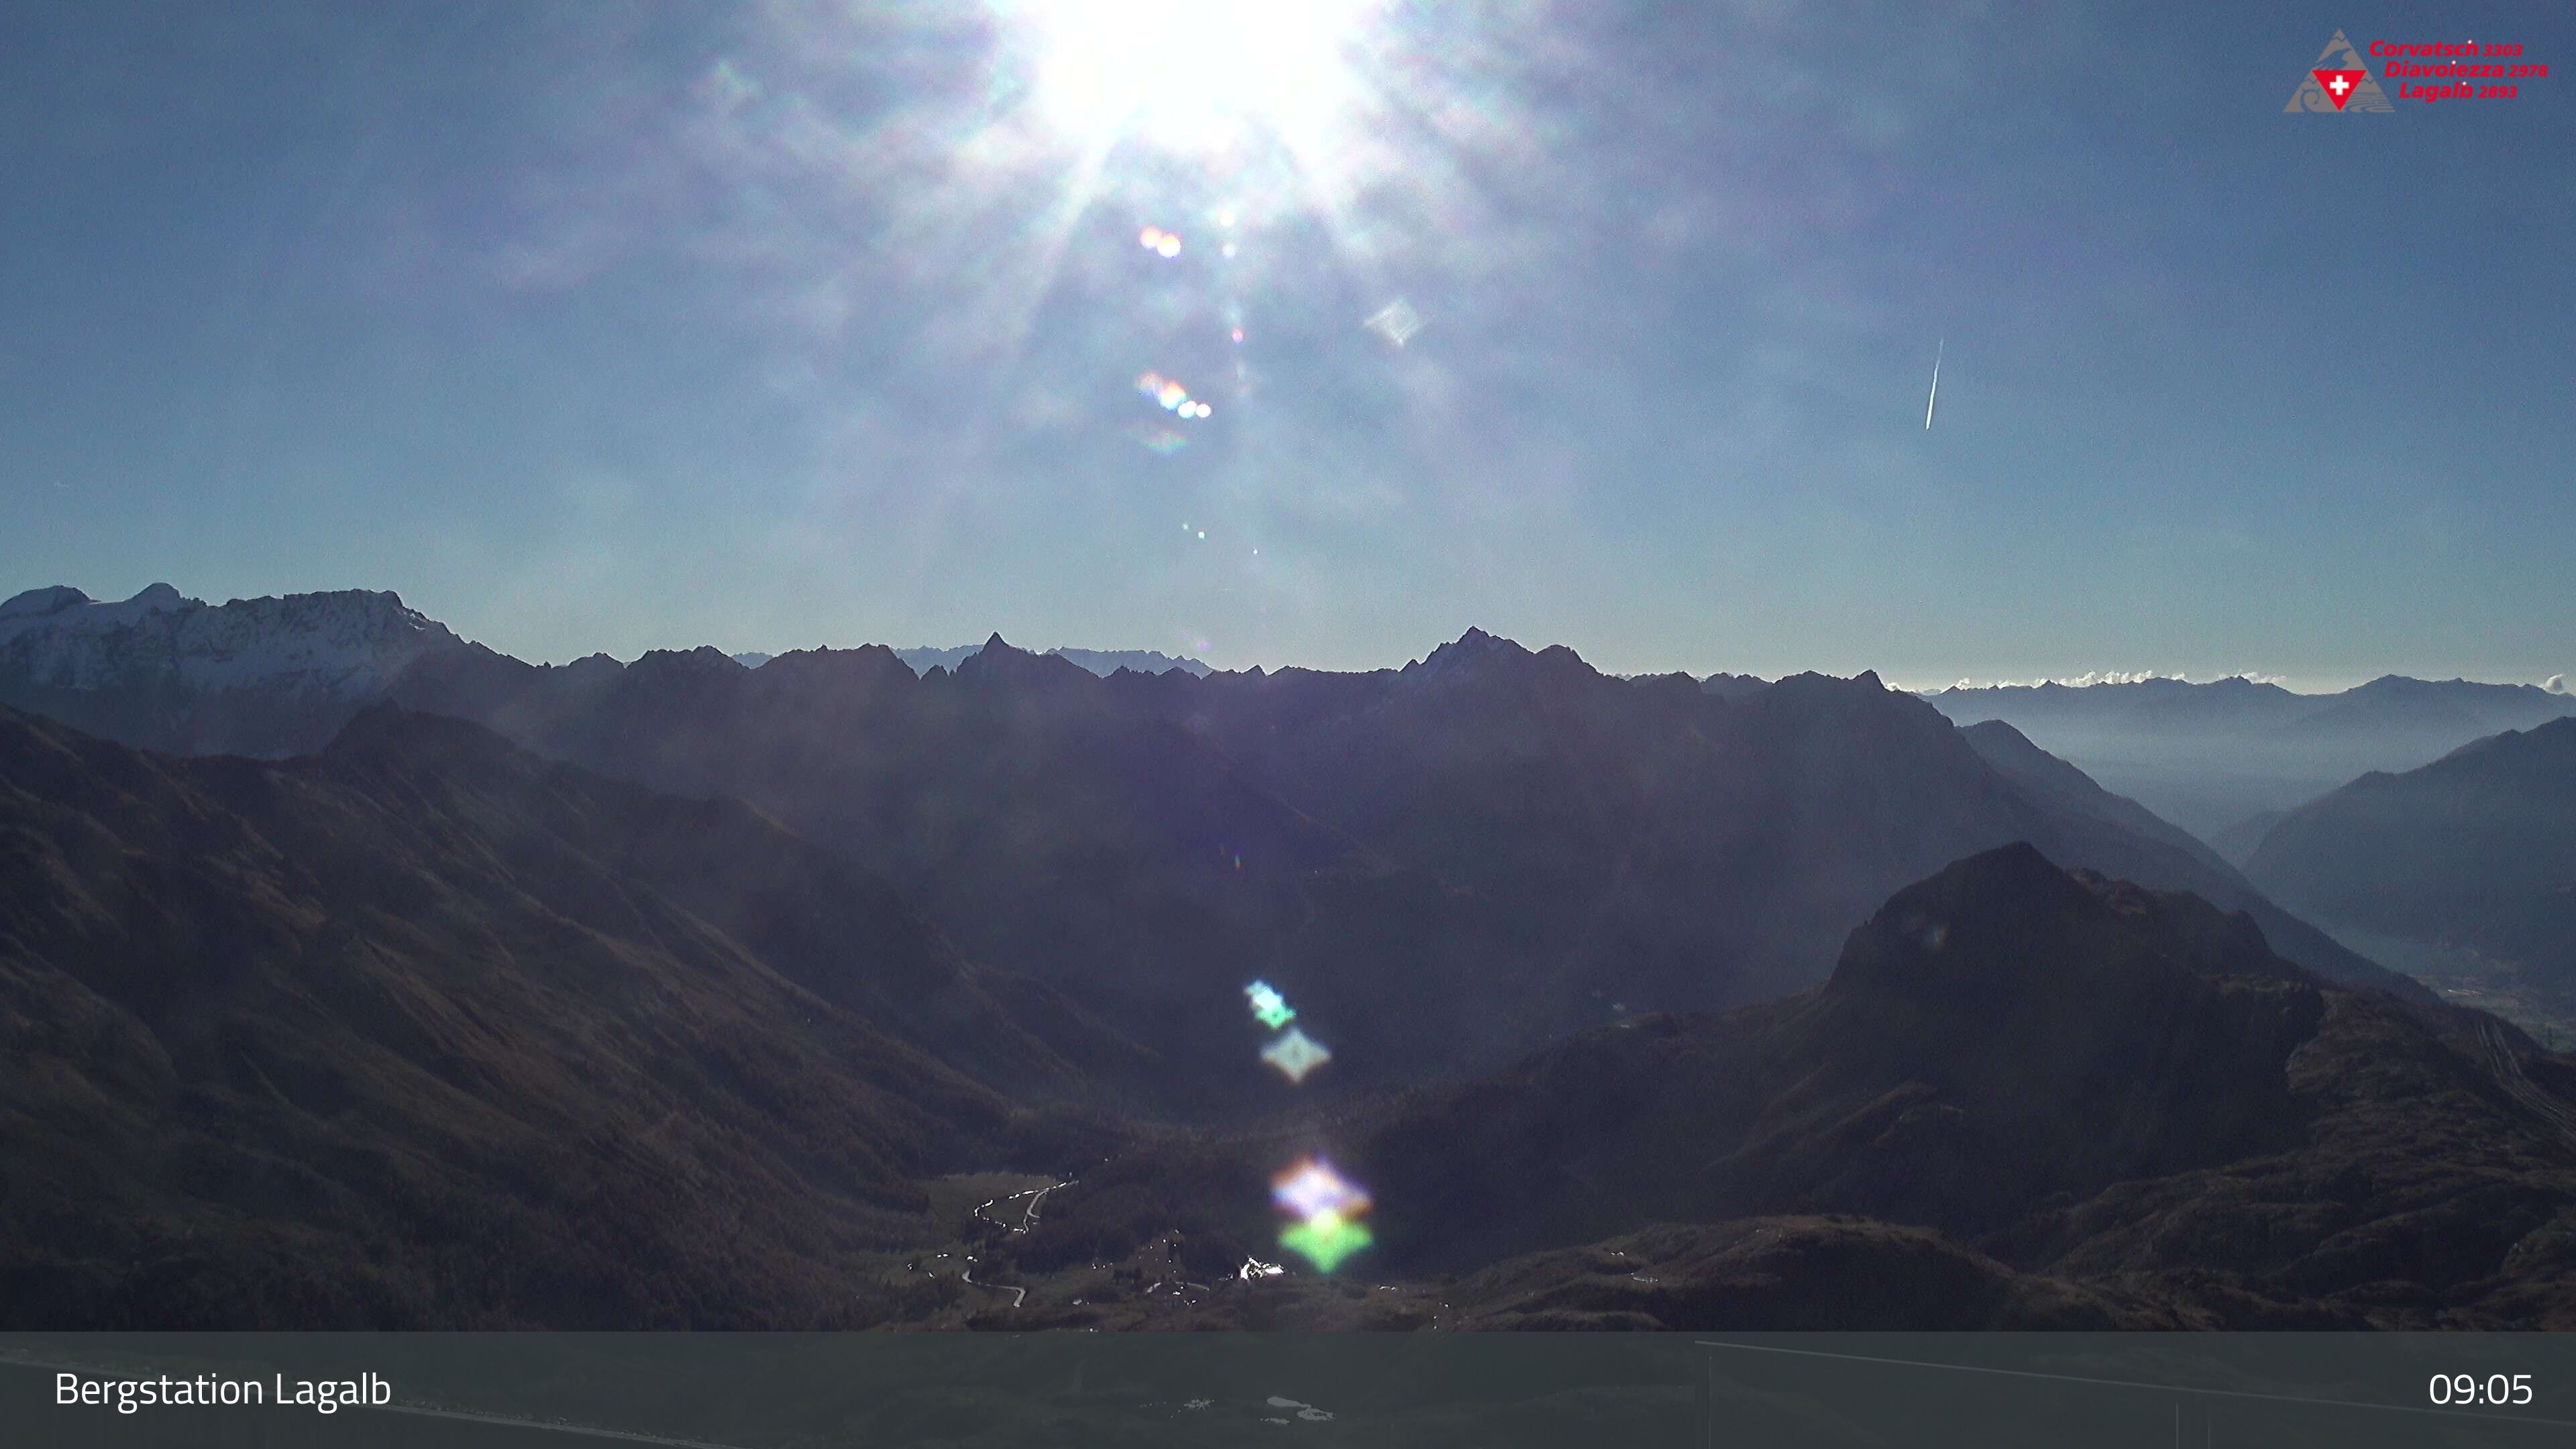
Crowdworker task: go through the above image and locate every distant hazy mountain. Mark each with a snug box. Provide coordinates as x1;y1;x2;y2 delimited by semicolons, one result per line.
612;647;1201;676
643;645;1211;676
2246;718;2576;981
2208;808;2288;867
1011;846;2576;1328
1924;674;2576;841
1699;671;1770;700
0;583;464;756
888;644;980;674
0;702;1132;1327
890;643;1210;677
1957;718;2231;868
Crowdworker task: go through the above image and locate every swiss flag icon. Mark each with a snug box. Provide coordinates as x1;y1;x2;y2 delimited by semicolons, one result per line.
2312;68;2367;109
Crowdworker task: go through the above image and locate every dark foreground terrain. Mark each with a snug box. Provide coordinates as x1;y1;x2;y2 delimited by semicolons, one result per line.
985;847;2576;1329
0;703;1130;1327
7;698;2576;1328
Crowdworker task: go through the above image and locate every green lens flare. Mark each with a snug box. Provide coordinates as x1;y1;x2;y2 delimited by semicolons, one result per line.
1280;1210;1373;1273
1245;979;1297;1029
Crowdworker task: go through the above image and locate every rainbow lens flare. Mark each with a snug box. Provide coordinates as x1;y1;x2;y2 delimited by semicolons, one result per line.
1272;1158;1368;1219
1271;1157;1374;1272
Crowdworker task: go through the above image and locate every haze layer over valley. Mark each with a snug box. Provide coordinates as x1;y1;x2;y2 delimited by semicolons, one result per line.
1923;674;2576;845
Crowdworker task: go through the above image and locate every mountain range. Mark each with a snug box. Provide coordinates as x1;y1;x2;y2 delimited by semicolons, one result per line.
2245;718;2576;1002
738;645;1211;678
371;623;2436;1112
1923;674;2576;843
0;588;2442;1104
7;699;2570;1328
11;581;2551;859
6;580;2568;1329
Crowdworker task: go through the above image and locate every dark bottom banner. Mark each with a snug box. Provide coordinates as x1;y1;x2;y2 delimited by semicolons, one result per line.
3;1332;2571;1447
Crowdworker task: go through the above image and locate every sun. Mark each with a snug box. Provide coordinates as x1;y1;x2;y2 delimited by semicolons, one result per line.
1008;0;1386;157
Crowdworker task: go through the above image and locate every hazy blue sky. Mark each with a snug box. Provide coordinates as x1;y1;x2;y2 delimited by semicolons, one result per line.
3;1;2569;688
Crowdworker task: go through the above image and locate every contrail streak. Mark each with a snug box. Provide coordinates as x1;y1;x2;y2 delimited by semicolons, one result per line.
1924;337;1941;429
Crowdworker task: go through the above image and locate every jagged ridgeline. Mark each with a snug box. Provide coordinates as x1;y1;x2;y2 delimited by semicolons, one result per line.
7;585;2575;1328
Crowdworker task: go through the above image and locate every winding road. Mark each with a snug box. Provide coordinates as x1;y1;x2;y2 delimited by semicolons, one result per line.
956;1179;1071;1310
972;1181;1064;1234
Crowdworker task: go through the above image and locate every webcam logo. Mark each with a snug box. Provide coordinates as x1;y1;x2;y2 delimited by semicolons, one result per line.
2287;30;2394;111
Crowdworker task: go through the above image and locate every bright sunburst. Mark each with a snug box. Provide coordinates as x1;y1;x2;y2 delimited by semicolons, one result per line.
1008;0;1387;157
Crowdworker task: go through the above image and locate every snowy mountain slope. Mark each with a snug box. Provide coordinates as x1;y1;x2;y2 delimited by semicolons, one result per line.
0;583;466;755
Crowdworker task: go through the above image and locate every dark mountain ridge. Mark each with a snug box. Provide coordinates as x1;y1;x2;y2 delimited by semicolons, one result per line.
396;636;1543;1114
0;703;1123;1328
7;696;2563;1330
1008;846;2576;1328
1106;636;2422;1008
388;627;2425;1099
3;596;2431;1118
2247;716;2576;980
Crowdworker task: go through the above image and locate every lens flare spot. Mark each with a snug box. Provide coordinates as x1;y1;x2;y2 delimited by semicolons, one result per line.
1127;423;1189;455
1364;299;1424;347
1273;1158;1369;1219
1246;980;1297;1029
1280;1210;1374;1273
1260;1026;1332;1083
1137;372;1216;419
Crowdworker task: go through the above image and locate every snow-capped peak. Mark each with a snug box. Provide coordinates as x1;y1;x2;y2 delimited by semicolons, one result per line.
0;583;465;695
0;584;94;620
0;582;197;637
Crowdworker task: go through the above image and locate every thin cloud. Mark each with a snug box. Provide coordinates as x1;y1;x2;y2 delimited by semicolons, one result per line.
1936;669;2286;690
